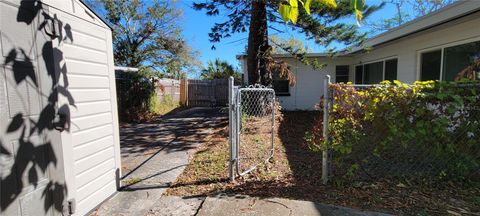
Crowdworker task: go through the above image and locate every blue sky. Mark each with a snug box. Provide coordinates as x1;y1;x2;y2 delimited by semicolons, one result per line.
176;0;401;77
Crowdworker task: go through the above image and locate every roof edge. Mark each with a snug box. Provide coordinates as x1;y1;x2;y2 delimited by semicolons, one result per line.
348;1;480;53
79;0;113;30
236;52;356;59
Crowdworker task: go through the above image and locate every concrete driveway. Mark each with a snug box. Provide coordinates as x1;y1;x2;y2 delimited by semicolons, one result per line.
92;107;227;215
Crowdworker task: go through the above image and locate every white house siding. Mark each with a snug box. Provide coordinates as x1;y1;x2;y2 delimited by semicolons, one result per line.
46;2;121;215
241;57;353;110
277;57;354;110
352;11;480;83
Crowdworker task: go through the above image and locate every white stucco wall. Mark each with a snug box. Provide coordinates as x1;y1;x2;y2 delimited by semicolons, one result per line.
239;11;480;111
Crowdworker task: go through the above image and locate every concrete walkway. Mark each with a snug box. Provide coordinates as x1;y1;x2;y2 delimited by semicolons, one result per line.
93;108;226;215
196;195;392;216
144;194;392;216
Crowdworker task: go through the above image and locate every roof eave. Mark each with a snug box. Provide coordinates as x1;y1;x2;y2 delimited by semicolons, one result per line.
347;1;480;54
79;0;113;30
236;52;355;59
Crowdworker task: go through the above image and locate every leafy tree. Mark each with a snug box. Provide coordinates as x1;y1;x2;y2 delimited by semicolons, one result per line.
193;0;381;86
201;59;243;82
365;0;456;33
270;35;313;54
88;0;201;77
412;0;456;16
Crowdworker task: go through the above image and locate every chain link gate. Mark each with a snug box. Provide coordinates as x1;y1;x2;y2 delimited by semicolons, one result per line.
228;77;276;181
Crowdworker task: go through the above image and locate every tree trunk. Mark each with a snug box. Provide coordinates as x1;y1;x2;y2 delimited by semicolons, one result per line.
247;0;271;86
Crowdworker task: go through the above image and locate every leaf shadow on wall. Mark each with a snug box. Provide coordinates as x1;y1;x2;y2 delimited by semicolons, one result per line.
1;1;75;214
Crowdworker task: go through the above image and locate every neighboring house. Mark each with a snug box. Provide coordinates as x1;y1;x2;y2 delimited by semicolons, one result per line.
1;1;120;216
238;1;480;110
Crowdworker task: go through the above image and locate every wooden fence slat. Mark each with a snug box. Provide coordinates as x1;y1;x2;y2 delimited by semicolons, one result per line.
155;78;181;104
186;78;228;107
180;78;188;106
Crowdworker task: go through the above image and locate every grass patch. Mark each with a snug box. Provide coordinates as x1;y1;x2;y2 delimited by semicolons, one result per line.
167;111;480;215
150;94;180;115
122;177;142;186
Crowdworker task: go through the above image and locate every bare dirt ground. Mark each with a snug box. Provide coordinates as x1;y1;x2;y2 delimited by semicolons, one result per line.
166;111;480;215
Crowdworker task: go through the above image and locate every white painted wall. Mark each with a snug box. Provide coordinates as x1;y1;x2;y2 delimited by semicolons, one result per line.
240;11;480;111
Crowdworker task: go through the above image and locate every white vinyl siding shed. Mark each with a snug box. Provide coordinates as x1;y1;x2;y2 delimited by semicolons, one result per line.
47;1;121;215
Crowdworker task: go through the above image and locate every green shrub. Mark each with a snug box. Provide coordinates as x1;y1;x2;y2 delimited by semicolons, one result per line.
116;71;182;121
309;80;480;181
116;71;156;122
151;94;180;115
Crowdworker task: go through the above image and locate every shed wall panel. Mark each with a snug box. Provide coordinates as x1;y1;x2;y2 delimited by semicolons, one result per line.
71;112;113;133
70;89;111;103
76;168;116;202
74;146;114;175
75;158;115;189
72;124;114;147
65;59;109;76
68;74;110;89
43;3;120;215
70;101;112;117
76;181;116;216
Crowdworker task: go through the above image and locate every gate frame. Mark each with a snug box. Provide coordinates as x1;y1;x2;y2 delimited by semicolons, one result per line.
228;77;276;181
228;77;236;181
322;75;331;184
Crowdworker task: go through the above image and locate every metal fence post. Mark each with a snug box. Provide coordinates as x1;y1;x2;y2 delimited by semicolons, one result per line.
271;92;275;158
228;77;235;181
235;88;241;175
322;75;331;184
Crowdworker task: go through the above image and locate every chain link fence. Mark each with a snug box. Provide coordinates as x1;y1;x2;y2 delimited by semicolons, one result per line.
321;76;480;183
229;78;276;180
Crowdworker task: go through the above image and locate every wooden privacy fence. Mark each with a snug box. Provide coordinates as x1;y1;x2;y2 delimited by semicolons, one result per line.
115;76;182;121
116;76;228;111
182;79;229;107
155;78;180;103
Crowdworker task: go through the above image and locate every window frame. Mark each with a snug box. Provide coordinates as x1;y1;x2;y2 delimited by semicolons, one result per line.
419;49;443;81
335;65;350;83
384;58;398;81
353;56;398;84
416;37;480;81
354;65;363;84
272;79;291;96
